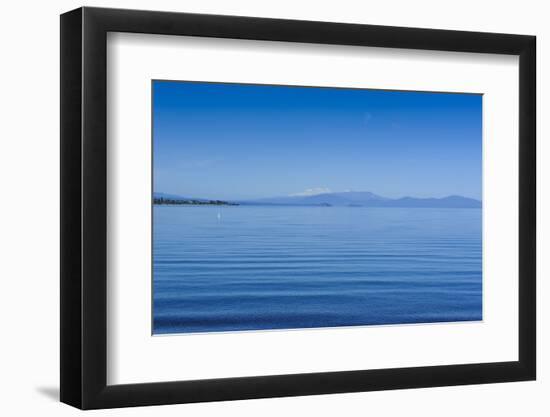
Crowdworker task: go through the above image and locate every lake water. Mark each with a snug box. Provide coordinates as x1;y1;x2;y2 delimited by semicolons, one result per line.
153;206;482;334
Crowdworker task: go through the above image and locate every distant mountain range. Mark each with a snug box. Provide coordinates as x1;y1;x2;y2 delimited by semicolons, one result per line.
154;191;481;208
241;191;481;208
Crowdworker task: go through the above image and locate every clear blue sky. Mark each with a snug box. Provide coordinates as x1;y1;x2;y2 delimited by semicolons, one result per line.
153;81;482;200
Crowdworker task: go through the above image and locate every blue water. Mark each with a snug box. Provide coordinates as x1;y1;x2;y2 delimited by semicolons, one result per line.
153;206;482;334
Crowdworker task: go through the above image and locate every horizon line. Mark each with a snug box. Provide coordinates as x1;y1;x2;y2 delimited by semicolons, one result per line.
153;190;482;202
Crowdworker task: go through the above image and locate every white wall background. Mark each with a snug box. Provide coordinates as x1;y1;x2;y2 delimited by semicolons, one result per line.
0;0;545;415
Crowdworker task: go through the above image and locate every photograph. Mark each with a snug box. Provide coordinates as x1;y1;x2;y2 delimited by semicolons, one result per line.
152;80;483;335
55;4;537;411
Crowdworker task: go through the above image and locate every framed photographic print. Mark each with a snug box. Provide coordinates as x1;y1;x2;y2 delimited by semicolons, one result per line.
60;7;536;409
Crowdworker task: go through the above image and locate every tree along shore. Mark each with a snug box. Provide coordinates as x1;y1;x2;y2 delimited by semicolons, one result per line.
153;197;238;206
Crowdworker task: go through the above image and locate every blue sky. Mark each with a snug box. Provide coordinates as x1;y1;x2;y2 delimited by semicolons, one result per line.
153;81;482;200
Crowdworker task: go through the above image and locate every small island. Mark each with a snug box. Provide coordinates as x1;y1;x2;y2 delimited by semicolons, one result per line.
154;197;238;206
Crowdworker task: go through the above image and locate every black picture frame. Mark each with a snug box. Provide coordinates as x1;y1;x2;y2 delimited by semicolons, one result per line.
60;6;536;410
